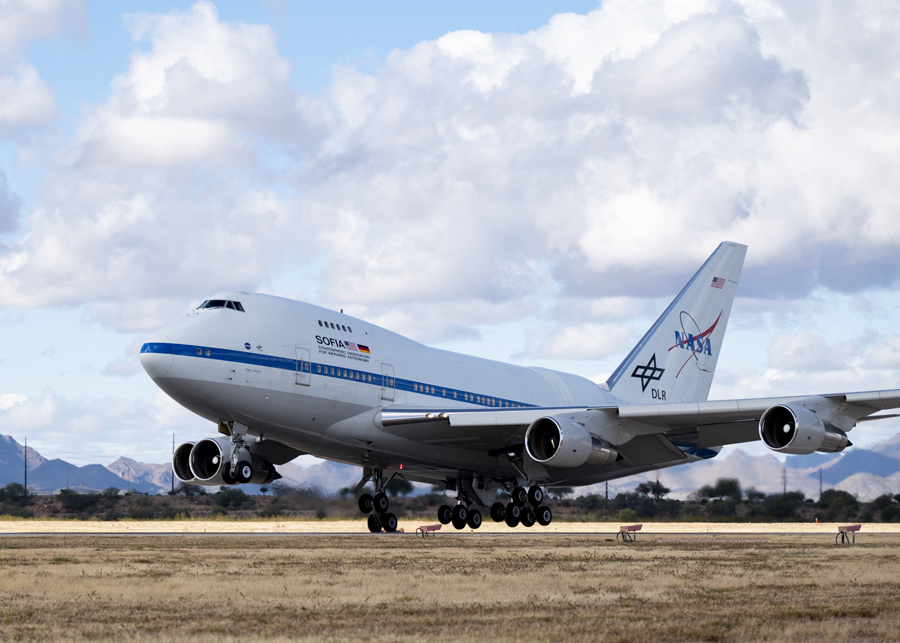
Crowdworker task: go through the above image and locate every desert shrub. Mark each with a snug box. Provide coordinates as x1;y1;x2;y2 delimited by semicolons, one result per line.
1;506;34;518
763;492;806;519
216;488;253;509
818;490;858;521
128;506;155;520
707;499;738;517
0;483;28;506
617;508;640;522
613;492;657;517
57;489;99;513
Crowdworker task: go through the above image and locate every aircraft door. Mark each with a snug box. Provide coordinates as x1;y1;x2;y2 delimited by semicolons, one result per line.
295;347;311;386
381;363;395;401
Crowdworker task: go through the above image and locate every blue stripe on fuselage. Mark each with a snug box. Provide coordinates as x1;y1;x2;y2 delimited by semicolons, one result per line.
140;342;536;409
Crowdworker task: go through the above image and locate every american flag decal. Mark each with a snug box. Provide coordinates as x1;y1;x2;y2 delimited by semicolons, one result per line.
711;277;725;289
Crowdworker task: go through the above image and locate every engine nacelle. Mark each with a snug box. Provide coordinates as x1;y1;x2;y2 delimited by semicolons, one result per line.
759;404;851;455
172;441;197;484
525;416;618;468
186;437;279;485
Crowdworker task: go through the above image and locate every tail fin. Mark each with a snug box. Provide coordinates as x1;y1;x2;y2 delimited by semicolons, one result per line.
605;241;747;405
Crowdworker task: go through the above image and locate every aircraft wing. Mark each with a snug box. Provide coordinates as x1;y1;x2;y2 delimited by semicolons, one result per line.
378;389;900;452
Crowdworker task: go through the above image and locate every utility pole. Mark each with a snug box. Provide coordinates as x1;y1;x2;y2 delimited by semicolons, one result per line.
782;465;787;495
23;438;27;493
819;468;823;499
171;433;175;494
605;481;608;500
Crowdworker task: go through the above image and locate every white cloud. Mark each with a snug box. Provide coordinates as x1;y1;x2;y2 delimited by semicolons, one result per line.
1;389;208;465
0;0;899;352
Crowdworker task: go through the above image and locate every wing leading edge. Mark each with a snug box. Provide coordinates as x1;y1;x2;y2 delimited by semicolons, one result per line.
377;388;900;452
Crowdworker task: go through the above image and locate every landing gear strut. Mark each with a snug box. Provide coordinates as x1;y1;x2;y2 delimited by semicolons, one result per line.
437;479;483;531
490;484;552;529
356;468;398;533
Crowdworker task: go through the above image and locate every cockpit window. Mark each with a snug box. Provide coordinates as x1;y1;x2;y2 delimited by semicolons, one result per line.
199;299;245;312
196;300;208;310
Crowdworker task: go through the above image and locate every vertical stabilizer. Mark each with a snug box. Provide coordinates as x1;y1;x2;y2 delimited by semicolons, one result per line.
605;242;747;405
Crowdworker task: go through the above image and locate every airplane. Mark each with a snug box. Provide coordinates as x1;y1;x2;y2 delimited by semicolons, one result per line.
140;241;900;532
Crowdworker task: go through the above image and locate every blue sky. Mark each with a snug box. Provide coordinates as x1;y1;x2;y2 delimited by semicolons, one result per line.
2;0;900;468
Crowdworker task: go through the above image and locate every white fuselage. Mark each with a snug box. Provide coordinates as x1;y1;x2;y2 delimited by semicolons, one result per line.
141;291;693;487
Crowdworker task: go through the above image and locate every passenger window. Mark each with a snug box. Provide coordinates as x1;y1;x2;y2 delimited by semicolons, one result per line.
318;320;323;327
341;325;347;332
330;367;335;375
453;392;457;399
330;322;336;329
348;327;352;333
414;384;418;392
316;365;322;373
205;349;211;356
196;347;202;355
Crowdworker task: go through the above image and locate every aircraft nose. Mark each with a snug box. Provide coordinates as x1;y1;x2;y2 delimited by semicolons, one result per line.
140;333;174;379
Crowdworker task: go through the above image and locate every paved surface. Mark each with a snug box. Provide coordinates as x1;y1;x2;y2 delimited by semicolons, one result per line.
1;520;897;535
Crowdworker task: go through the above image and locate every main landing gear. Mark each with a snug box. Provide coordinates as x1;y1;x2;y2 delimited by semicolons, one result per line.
437;487;483;531
357;469;398;533
489;485;552;529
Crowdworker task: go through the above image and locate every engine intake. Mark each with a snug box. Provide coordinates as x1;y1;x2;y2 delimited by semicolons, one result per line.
172;441;196;484
525;416;618;468
759;404;850;455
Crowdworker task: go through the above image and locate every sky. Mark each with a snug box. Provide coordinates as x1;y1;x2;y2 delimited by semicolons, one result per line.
2;0;900;469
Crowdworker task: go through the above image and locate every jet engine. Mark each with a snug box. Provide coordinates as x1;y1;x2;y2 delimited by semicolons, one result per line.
758;404;851;455
172;441;197;484
174;437;280;486
524;416;618;468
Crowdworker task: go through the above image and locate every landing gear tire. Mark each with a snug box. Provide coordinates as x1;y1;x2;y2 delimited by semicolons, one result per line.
437;505;452;525
520;508;536;528
511;486;527;506
373;492;390;513
490;502;506;522
382;513;398;533
452;504;468;524
466;509;482;530
452;516;467;530
236;461;253;484
536;505;552;526
528;485;544;506
367;513;382;533
221;465;237;485
505;506;520;528
358;493;374;514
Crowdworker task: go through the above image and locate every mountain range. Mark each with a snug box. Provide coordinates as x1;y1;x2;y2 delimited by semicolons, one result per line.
2;433;899;501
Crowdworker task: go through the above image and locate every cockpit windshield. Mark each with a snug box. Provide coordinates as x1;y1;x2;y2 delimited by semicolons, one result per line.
196;300;245;312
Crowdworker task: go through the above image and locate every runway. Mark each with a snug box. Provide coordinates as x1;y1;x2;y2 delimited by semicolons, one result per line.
2;519;898;535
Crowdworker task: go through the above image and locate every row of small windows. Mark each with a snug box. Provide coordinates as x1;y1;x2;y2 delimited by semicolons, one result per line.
315;363;380;383
410;382;525;407
197;300;245;312
318;320;352;333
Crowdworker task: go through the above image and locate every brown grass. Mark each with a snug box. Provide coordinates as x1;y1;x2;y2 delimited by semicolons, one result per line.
1;534;899;642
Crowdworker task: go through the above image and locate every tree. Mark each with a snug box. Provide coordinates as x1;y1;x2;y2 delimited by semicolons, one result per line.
636;480;670;500
100;487;120;500
0;483;28;506
697;478;742;501
548;487;574;500
386;477;414;497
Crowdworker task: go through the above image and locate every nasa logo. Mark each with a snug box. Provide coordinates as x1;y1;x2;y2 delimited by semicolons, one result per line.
244;342;251;350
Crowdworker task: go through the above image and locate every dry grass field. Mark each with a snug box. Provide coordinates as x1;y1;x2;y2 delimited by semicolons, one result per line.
1;533;899;642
